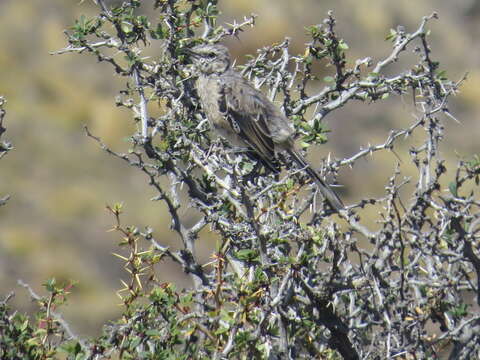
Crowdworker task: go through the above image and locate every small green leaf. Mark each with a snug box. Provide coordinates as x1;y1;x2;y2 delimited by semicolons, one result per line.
448;182;458;197
338;40;349;50
59;340;82;355
235;249;258;261
386;29;397;41
145;329;162;337
304;55;313;65
436;69;448;80
448;303;468;318
214;326;230;335
130;336;142;349
121;23;133;34
43;278;57;292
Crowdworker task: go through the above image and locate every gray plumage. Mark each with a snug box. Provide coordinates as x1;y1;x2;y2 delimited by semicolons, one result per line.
187;44;344;212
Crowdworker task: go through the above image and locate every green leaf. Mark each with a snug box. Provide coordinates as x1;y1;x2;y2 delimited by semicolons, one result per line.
300;141;311;149
145;329;162;337
214;326;230;335
43;278;57;292
449;303;468;318
436;69;448;80
121;23;133;34
304;55;313;65
241;160;254;173
137;15;149;27
129;336;142;349
338;40;349;50
386;29;397;41
302;134;315;142
235;249;258;261
448;182;458;197
59;340;82;355
19;318;29;331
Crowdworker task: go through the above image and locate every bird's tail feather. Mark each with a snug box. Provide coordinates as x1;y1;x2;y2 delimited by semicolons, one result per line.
287;149;344;212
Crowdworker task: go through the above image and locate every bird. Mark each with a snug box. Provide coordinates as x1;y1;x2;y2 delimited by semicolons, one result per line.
185;43;344;212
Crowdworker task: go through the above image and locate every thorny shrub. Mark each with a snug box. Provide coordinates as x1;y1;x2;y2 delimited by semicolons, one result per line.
1;1;479;359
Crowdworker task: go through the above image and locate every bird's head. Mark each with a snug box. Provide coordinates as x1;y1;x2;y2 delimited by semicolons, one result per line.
184;43;231;75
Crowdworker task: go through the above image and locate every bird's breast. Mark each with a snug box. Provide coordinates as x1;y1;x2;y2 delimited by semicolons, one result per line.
195;75;247;147
195;76;221;123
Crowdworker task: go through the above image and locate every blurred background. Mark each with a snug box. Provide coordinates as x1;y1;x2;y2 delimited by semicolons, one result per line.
0;0;478;336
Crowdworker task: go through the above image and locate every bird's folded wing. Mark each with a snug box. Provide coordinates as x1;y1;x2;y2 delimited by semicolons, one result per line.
218;74;276;164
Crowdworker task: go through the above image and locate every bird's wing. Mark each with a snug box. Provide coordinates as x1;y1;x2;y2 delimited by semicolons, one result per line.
218;73;277;163
218;73;344;211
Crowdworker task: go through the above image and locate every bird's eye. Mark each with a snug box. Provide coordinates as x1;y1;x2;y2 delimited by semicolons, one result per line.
208;52;216;58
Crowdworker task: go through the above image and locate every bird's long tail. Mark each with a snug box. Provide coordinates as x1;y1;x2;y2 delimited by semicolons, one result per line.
287;149;345;212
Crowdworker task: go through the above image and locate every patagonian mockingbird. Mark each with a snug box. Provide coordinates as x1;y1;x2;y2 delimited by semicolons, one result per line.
186;43;344;212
